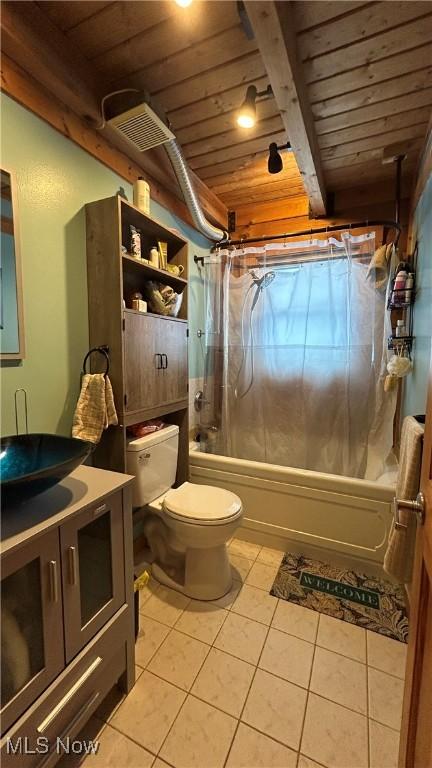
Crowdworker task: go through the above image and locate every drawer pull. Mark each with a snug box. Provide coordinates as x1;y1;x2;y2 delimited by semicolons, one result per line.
48;561;59;603
68;546;77;586
38;691;100;768
94;503;107;517
37;656;103;734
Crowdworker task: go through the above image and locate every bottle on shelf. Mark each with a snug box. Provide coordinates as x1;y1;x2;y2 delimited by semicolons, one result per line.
392;269;407;306
405;273;414;304
149;247;159;268
395;319;405;338
133;177;150;215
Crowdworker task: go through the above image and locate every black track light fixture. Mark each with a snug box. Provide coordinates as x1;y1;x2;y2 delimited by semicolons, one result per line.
236;84;273;129
268;141;292;174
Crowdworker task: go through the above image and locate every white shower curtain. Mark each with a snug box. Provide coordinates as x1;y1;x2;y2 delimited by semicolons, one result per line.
199;233;397;480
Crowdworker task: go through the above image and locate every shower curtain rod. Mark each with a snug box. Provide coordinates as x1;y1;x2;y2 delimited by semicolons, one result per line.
246;248;374;268
211;218;401;251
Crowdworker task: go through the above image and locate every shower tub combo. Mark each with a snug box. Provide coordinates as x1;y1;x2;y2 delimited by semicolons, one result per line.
191;233;400;574
189;443;395;572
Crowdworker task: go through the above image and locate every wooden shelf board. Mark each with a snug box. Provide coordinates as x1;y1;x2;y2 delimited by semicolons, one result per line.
122;254;187;292
124;400;188;427
123;308;187;324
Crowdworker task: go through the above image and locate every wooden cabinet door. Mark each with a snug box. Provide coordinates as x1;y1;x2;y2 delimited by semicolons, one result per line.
159;318;188;405
124;312;188;415
1;530;64;735
123;311;160;414
60;492;125;663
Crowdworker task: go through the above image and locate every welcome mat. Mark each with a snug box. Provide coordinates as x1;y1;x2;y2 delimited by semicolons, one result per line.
270;552;408;643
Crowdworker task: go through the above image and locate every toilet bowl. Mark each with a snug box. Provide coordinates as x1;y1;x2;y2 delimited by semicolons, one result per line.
126;426;243;600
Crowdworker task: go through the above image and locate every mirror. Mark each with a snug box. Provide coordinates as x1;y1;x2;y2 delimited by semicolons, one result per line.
1;168;25;359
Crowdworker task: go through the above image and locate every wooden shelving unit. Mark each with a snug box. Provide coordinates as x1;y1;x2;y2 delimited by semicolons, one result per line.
85;194;190;485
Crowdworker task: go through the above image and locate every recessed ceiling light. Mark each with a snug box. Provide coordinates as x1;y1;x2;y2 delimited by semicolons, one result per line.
175;0;193;7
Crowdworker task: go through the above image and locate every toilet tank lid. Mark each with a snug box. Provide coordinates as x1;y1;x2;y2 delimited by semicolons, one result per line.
164;482;242;521
127;424;179;451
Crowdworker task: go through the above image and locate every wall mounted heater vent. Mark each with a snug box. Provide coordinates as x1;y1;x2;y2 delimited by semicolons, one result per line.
107;103;175;152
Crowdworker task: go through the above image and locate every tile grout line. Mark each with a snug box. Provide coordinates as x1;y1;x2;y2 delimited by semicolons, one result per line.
141;604;406;677
297;609;320;764
116;575;394;765
141;586;387;720
222;592;279;768
97;543;402;767
97;544;268;765
153;590;235;763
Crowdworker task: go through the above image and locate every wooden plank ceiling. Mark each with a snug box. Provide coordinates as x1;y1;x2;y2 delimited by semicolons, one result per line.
35;0;432;216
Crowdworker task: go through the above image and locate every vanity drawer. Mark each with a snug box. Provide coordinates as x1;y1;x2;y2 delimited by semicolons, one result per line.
1;606;129;768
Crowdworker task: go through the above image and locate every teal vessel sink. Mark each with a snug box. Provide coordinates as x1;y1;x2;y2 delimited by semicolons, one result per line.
1;434;92;501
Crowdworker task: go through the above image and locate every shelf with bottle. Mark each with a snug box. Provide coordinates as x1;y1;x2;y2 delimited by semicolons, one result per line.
387;335;414;352
387;266;415;310
122;253;187;293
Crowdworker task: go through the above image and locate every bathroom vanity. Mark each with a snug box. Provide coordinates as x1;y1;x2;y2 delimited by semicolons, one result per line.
0;465;135;767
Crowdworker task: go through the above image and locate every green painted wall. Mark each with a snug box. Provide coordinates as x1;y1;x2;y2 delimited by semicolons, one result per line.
403;172;432;418
0;94;208;436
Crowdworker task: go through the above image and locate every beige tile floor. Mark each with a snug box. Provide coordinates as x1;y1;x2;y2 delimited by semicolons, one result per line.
67;538;407;768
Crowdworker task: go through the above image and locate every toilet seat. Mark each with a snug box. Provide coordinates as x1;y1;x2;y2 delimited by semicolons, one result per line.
163;482;242;526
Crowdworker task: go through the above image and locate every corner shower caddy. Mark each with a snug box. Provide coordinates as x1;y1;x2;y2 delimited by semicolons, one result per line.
387;253;417;357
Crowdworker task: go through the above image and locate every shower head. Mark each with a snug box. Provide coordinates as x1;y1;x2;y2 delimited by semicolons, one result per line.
250;270;276;289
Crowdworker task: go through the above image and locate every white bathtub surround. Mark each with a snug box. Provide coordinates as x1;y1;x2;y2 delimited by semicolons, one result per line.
84;538;401;768
190;445;395;572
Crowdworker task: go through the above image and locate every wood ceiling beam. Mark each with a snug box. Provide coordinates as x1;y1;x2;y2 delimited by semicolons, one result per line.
244;0;327;216
0;0;227;231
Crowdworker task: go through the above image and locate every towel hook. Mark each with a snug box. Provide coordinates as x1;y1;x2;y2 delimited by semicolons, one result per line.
82;346;110;377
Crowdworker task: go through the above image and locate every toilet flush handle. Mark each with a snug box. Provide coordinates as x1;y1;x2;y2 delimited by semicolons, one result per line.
139;452;151;461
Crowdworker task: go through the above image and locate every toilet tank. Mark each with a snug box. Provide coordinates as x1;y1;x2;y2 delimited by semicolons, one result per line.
126;425;179;508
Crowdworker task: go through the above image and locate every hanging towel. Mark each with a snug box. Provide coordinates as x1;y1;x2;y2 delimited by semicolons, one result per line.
367;243;394;291
384;415;424;583
72;373;118;444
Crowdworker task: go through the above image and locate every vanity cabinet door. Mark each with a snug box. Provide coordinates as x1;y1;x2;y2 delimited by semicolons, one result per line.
1;530;64;735
159;318;189;405
60;492;125;663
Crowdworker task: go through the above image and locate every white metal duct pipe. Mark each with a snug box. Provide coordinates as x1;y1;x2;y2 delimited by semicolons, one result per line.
165;139;228;243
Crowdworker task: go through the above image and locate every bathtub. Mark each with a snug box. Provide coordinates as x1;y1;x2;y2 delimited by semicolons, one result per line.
189;444;396;573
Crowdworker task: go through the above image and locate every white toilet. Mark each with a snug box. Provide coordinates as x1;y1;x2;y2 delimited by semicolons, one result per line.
126;425;243;600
